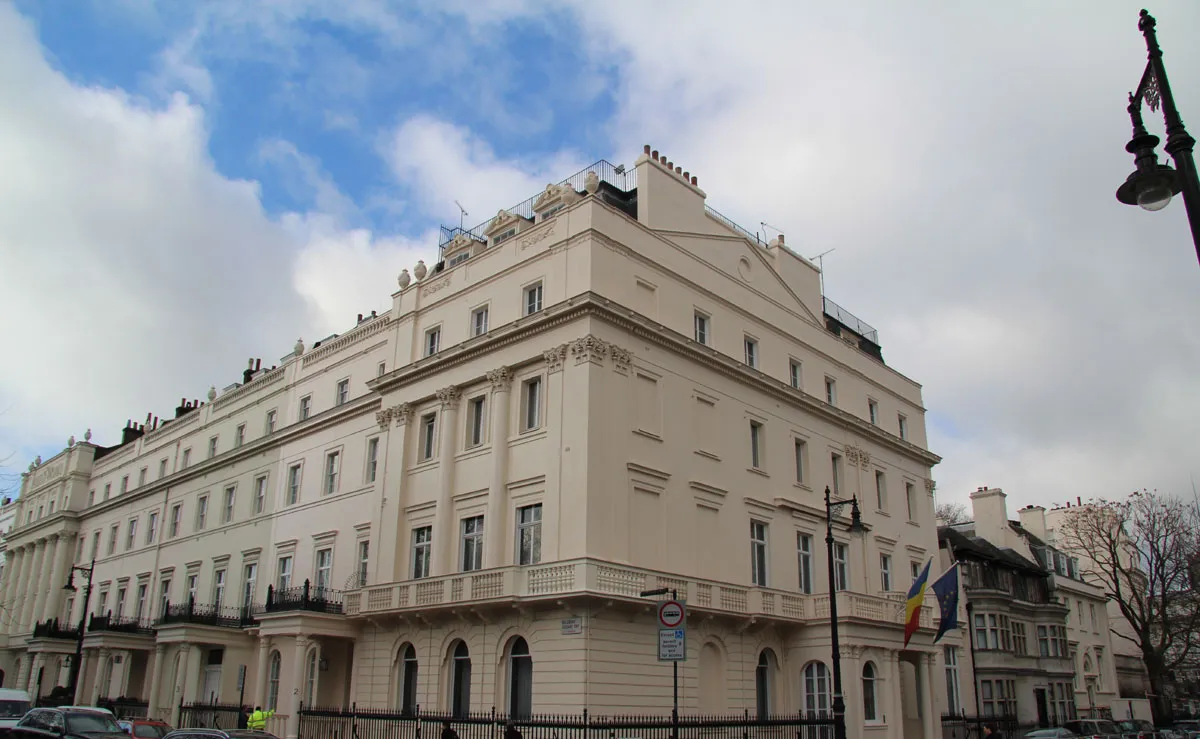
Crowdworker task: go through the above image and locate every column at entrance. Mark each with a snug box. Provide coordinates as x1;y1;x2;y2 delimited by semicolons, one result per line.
146;645;165;719
483;368;512;569
921;653;937;739
431;387;460;576
287;636;308;739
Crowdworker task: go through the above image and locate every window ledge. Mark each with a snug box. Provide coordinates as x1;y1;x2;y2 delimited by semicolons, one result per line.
694;449;720;461
875;510;891;517
409;459;440;473
747;467;769;478
793;482;812;492
509;429;547;448
906;520;921;528
456;444;492;462
633;428;663;442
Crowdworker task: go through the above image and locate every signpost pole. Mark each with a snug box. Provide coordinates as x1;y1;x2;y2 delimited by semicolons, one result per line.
642;587;684;739
670;589;678;739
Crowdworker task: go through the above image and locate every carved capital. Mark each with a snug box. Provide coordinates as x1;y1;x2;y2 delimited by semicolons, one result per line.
391;403;412;427
487;367;513;392
925;478;936;495
436;386;461;410
844;446;860;467
570;334;609;366
609;345;632;373
543;344;568;373
375;408;393;430
858;449;871;470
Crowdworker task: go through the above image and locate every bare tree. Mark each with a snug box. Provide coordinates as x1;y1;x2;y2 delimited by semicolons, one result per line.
1058;490;1200;724
936;501;970;524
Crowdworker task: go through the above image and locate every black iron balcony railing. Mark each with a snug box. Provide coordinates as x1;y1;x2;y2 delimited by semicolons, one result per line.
88;612;154;635
32;618;81;640
156;599;259;629
265;579;344;615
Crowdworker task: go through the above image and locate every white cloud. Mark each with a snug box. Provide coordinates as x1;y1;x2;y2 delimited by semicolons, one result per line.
383;115;586;226
0;5;432;465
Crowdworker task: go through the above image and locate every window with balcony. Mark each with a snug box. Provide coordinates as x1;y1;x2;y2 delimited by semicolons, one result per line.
213;569;226;607
412;527;432;579
186;574;198;603
115;587;127;618
276;556;293;591
158;579;171;617
315;549;333;591
880;554;893;591
517;505;542;565
461;516;484;572
750;521;768;587
357;541;369;588
797;533;813;594
243;563;257;607
834;542;849;591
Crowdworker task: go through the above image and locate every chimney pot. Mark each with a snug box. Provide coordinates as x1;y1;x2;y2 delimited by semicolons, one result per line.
667;161;673;169
652;150;659;160
675;166;682;175
1077;496;1082;506
357;313;363;322
256;358;262;370
683;171;689;179
779;234;785;245
691;176;698;185
644;145;651;154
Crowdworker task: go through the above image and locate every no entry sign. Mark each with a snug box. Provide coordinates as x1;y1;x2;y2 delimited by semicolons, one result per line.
658;600;686;629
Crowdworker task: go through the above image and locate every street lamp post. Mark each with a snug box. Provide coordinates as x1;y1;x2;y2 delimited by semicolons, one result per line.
62;559;95;702
1116;9;1200;266
824;486;865;739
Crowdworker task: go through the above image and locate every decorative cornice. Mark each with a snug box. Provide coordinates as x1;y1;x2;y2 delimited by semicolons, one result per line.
543;344;568;373
486;367;513;392
302;314;392;368
570;335;609;366
392;403;412;427
212;366;286;410
436;386;461;410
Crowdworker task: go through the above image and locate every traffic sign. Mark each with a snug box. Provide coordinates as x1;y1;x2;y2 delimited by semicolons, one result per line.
658;600;686;629
658;628;686;661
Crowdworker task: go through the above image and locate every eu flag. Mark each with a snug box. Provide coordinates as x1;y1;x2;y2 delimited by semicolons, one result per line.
931;563;961;643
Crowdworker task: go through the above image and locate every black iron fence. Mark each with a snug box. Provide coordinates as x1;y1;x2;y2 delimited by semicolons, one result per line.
31;618;80;640
89;613;154;635
157;599;258;629
299;705;837;739
179;701;248;730
97;698;150;719
941;713;1021;739
265;580;343;615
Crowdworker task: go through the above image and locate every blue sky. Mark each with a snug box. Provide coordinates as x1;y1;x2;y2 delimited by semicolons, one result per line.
2;1;1199;509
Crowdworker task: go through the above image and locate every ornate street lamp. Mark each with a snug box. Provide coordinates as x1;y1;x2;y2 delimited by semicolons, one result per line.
62;559;95;701
1115;10;1200;265
824;486;865;739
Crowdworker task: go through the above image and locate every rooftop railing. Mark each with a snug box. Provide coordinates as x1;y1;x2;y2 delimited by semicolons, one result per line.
438;160;636;252
88;613;153;635
264;579;344;615
822;296;879;344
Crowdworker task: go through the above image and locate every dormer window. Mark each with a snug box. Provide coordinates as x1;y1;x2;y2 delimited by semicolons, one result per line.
484;209;532;247
539;203;565;221
447;251;471;267
531;183;581;225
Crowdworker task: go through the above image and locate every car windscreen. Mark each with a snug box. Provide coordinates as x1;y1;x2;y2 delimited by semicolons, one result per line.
67;713;123;734
1097;723;1120;735
134;725;169;739
0;700;29;718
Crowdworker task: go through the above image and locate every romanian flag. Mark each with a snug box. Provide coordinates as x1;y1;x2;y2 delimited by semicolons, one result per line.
904;559;932;647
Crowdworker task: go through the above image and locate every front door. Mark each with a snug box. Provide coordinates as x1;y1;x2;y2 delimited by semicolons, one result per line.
200;666;221;703
1034;688;1049;728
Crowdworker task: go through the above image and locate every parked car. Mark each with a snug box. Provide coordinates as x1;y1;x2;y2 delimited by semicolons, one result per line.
1026;729;1081;739
162;731;278;739
0;690;32;735
1116;719;1159;739
117;720;173;739
53;707;114;716
9;708;128;739
1062;720;1124;739
1170;721;1200;739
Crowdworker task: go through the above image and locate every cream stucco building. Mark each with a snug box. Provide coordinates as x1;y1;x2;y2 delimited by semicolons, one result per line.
0;147;953;739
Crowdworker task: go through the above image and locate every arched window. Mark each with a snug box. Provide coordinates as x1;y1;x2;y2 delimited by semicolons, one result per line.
100;655;116;699
862;662;878;722
755;650;776;718
451;641;471;717
803;661;832;739
267;651;281;711
304;649;318;706
508;637;532;719
398;645;418;714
